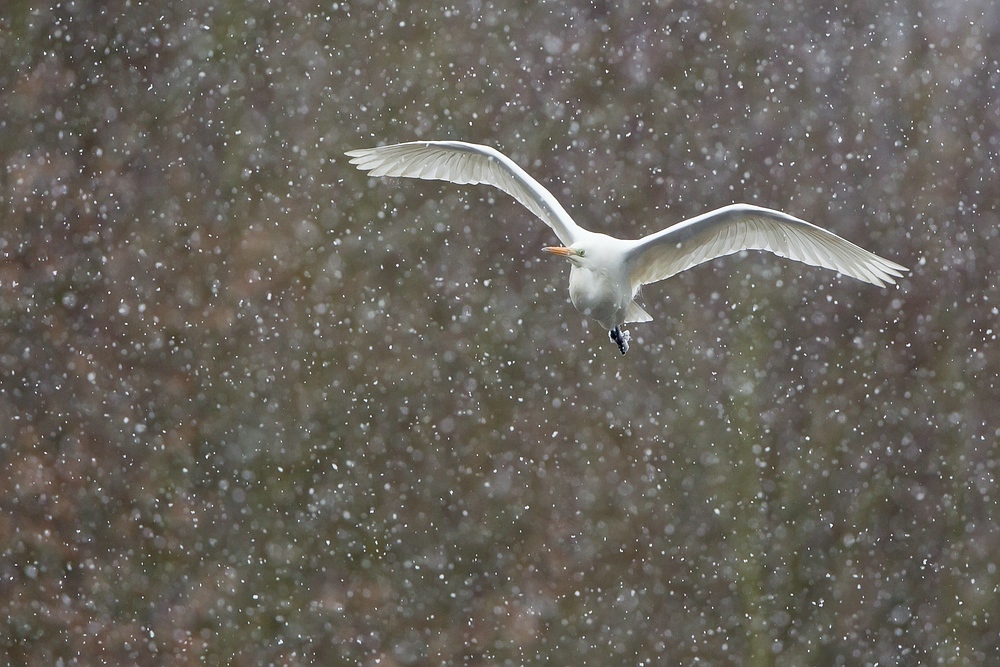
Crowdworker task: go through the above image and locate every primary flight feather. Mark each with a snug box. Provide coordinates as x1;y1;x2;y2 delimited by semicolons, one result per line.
347;140;908;354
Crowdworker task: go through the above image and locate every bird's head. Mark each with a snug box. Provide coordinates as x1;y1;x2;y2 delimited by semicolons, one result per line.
542;244;589;267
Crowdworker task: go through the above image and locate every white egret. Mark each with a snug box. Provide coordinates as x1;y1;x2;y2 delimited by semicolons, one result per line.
347;141;907;354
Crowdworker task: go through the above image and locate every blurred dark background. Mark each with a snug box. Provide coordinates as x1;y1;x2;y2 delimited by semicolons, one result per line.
2;0;999;664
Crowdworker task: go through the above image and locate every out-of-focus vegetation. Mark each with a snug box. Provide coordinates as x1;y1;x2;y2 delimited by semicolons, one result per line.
2;0;998;664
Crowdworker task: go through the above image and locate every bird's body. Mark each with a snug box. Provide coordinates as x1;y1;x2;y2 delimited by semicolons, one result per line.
347;140;908;354
563;233;639;329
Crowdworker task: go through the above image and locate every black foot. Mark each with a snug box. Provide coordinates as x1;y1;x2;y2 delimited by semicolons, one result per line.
609;327;630;355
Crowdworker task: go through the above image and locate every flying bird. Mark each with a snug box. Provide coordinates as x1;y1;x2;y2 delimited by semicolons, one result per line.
347;141;907;355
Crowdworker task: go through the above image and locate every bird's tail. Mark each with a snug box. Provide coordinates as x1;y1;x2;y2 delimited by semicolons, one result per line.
625;301;652;324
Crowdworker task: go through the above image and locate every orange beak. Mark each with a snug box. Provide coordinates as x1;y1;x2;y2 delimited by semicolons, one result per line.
542;246;573;257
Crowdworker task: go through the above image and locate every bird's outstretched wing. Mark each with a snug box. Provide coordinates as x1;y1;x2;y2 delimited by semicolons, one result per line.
626;204;908;289
346;141;582;245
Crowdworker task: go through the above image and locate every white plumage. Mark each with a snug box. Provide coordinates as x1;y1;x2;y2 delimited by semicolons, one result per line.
347;140;907;354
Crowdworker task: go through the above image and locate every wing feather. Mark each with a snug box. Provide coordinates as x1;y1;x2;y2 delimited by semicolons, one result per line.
626;204;908;289
346;141;582;245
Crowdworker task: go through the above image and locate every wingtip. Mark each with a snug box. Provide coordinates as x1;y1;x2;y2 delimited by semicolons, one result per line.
879;260;910;285
869;262;910;288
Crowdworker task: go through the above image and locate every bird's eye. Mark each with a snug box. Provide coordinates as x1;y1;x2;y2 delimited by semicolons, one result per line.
577;249;586;257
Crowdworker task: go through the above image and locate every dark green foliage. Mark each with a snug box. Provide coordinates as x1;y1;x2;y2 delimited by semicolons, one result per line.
2;1;998;665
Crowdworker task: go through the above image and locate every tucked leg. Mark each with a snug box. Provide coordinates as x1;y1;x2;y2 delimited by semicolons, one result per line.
609;327;630;355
